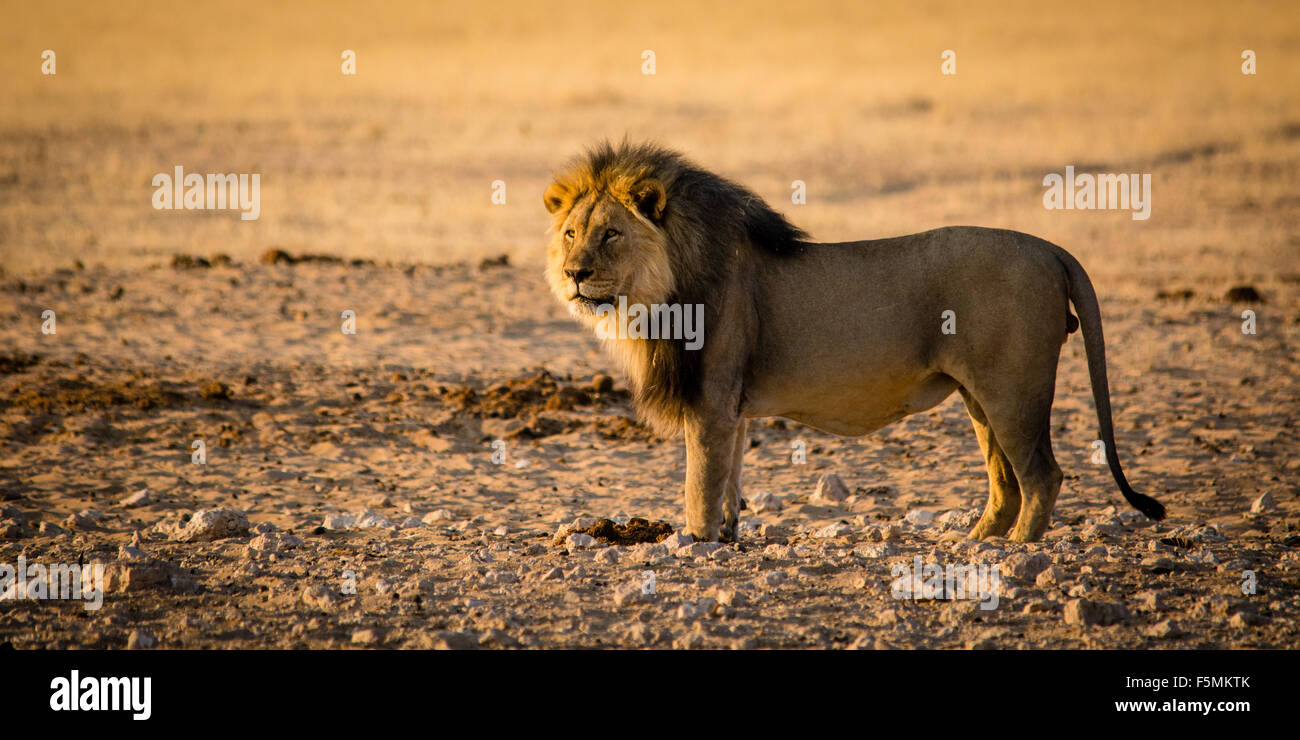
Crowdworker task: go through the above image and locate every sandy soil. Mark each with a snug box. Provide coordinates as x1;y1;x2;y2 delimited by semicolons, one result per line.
1;0;1298;649
0;255;1297;649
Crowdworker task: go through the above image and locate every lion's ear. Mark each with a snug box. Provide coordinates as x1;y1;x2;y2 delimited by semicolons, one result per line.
629;179;667;223
543;182;571;215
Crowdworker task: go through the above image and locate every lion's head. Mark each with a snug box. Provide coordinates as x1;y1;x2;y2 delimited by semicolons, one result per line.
542;141;808;434
543;175;673;324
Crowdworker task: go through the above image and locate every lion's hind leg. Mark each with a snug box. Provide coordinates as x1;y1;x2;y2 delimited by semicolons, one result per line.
1004;432;1063;543
965;388;1064;544
959;388;1021;539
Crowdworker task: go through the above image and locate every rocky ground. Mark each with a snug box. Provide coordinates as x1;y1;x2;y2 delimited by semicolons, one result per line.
1;258;1298;649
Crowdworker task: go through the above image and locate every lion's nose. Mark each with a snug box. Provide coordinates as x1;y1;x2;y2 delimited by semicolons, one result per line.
565;268;594;285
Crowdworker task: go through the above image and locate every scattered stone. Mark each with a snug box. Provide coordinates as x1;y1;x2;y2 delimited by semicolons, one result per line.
1135;590;1168;611
565;533;598;549
1250;492;1277;513
431;630;479;650
1001;552;1052;582
661;531;694;549
351;628;383;646
479;629;521;648
39;521;68;537
1035;566;1064;588
814;522;852;538
904;508;936;526
709;547;736;563
355;509;393;528
171;509;249;542
64;511;104;531
855;542;898;559
614;584;649;606
936;509;979;531
421;509;455;524
1229;612;1260;629
676;542;723;559
1145;619;1182;638
105;556;193;593
248;532;304;553
1141;556;1177;574
1063;598;1127;626
127;630;157;650
749;491;784;513
302;585;340;611
322;512;355;529
814;474;850;503
121;489;152;508
1082;522;1121;539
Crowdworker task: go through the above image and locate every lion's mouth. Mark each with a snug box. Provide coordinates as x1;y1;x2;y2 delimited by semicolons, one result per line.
572;294;615;310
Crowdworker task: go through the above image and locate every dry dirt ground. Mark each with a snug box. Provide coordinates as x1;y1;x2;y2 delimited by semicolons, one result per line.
1;0;1298;649
0;256;1297;649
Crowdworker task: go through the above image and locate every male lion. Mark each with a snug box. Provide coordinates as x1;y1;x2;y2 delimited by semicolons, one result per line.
543;141;1165;543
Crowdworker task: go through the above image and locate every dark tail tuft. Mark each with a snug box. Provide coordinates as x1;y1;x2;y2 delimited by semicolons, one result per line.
1119;481;1166;521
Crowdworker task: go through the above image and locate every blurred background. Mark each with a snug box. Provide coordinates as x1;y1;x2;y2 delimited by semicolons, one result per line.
1;0;1297;280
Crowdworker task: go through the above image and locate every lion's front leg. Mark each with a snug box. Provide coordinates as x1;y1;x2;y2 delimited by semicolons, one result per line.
683;412;741;543
720;419;747;542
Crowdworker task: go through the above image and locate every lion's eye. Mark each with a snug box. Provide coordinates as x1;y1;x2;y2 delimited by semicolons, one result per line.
604;229;620;241
564;229;576;240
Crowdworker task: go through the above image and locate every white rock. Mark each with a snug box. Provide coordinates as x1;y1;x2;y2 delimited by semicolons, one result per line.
905;509;936;525
249;532;304;553
422;509;455;524
676;542;722;559
354;509;392;528
749;491;784;513
322;513;356;530
1001;552;1052;581
613;584;648;606
1250;492;1277;513
662;530;694;549
814;474;850;503
172;509;249;542
565;533;597;549
709;547;736;563
122;489;152;508
631;542;670;561
855;542;898;559
118;544;149;561
814;522;852;538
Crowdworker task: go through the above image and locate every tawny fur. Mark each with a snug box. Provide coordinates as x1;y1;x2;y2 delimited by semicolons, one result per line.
544;140;1164;543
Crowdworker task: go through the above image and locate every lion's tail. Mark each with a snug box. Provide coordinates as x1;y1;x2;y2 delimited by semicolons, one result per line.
1051;244;1166;522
